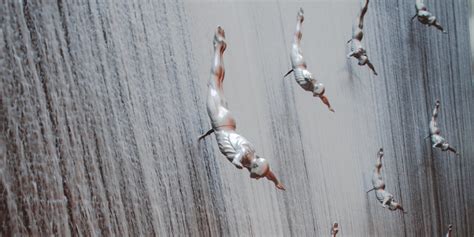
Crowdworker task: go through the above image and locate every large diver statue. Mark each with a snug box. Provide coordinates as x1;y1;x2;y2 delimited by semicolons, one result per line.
199;26;285;190
347;0;378;75
427;100;458;154
283;8;335;112
367;148;407;213
412;0;447;33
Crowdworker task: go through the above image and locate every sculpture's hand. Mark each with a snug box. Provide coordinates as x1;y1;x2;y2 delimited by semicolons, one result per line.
276;182;285;190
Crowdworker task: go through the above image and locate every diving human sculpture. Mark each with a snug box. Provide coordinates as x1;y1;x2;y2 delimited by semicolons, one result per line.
428;100;458;154
283;8;334;112
367;148;406;213
199;26;285;190
412;0;447;33
347;0;378;75
331;222;339;237
445;224;453;237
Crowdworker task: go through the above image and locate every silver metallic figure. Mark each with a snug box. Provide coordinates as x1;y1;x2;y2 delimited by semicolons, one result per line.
411;0;447;33
283;8;335;112
445;224;453;237
331;222;339;237
347;0;378;75
199;26;285;190
367;148;406;213
428;100;458;154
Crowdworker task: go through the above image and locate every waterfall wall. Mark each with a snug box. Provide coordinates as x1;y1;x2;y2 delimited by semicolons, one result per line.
1;0;473;236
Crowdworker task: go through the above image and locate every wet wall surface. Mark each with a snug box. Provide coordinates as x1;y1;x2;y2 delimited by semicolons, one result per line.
1;0;473;236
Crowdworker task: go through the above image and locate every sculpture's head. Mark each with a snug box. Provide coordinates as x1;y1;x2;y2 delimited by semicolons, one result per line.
250;157;270;179
313;82;326;96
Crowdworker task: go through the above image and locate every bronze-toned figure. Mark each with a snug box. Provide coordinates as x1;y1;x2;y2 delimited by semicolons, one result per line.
199;26;285;190
347;0;378;75
284;8;335;112
331;222;339;237
412;0;447;33
367;148;406;213
428;100;458;154
445;224;453;237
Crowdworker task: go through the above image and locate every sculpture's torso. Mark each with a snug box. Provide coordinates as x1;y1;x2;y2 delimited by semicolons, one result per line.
351;43;365;57
215;130;254;168
375;189;394;204
293;68;315;92
431;134;445;145
418;10;435;25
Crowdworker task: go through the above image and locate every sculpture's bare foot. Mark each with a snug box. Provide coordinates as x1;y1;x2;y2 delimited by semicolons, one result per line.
214;26;227;51
378;148;384;156
276;182;285;190
331;222;339;235
297;8;304;22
